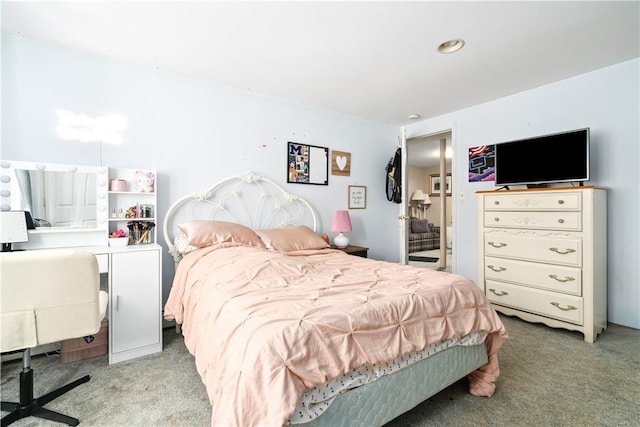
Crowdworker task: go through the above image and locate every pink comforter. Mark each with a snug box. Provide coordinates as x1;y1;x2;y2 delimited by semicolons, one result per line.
164;244;507;426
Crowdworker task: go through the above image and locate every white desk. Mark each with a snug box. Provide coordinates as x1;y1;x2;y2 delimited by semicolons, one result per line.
2;244;162;365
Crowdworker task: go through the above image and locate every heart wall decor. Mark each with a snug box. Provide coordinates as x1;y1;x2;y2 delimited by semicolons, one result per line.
336;156;347;171
331;150;351;176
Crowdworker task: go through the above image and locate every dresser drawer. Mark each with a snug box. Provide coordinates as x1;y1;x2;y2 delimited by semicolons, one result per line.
483;232;582;266
485;280;583;324
484;256;582;295
484;192;581;211
484;211;581;231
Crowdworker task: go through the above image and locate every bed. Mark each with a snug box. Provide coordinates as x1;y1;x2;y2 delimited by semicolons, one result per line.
162;172;507;427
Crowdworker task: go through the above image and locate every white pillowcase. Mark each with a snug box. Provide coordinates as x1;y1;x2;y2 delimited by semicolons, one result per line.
173;231;198;255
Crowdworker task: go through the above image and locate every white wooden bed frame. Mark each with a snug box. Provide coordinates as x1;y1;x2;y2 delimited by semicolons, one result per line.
162;171;489;426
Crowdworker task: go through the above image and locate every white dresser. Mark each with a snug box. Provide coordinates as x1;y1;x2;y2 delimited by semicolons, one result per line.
477;187;607;343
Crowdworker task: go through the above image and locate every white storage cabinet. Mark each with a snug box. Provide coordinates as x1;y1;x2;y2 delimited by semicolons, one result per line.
109;247;162;363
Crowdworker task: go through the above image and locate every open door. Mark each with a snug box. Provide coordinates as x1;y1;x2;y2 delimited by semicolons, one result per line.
402;130;453;271
399;127;409;264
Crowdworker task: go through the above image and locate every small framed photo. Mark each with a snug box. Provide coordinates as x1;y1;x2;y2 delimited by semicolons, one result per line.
348;185;366;209
429;174;452;196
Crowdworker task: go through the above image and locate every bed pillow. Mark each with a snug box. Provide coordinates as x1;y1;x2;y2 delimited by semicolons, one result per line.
177;220;265;248
256;225;329;252
173;230;198;255
411;218;430;233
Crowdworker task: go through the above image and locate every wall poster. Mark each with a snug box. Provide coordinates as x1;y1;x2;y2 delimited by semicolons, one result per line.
468;145;495;182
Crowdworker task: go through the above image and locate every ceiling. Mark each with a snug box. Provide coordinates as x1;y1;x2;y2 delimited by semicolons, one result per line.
2;1;638;129
407;132;452;168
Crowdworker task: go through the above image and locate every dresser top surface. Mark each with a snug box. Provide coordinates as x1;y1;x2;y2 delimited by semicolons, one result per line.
476;186;606;194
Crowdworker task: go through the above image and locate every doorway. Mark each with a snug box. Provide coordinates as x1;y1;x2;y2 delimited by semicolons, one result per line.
405;132;452;272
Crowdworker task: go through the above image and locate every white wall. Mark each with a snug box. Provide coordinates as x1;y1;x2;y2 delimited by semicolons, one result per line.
1;34;401;303
4;33;637;329
406;59;640;329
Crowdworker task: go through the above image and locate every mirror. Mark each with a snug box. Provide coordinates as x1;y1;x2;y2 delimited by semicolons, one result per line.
0;160;108;231
287;142;329;185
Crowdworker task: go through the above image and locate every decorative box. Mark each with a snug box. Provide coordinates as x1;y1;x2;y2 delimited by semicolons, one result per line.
109;179;127;192
60;319;109;363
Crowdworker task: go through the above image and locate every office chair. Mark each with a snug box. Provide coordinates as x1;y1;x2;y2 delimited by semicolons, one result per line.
1;250;106;426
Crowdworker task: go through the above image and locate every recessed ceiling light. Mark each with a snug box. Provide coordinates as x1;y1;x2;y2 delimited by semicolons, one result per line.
408;113;421;120
437;39;465;54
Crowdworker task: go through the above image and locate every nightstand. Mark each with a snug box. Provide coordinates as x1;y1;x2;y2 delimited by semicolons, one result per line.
331;245;369;258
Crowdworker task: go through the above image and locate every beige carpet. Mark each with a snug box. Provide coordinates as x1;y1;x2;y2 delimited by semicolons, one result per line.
1;315;639;426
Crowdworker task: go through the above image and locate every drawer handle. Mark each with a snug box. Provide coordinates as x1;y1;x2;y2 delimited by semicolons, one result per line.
549;274;575;283
551;302;577;311
488;242;507;248
549;247;576;255
557;218;565;224
494;201;500;205
489;288;509;296
488;265;507;272
494;217;500;222
558;200;565;205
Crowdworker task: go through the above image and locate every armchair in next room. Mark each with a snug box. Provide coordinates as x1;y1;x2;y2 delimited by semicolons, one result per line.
408;217;440;253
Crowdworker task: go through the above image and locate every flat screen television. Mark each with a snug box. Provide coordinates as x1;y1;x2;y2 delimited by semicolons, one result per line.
494;128;590;187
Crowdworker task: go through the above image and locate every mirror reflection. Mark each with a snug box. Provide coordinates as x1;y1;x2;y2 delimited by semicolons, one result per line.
0;160;108;231
15;169;97;228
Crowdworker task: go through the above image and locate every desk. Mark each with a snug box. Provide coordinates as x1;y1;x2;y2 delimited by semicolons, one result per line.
2;245;162;365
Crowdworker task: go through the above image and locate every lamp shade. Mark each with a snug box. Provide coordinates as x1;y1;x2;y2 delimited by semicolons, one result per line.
411;189;426;201
421;194;432;205
331;210;352;233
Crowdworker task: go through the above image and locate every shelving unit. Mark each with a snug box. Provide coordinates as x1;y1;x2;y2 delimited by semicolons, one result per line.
108;168;157;245
106;167;162;363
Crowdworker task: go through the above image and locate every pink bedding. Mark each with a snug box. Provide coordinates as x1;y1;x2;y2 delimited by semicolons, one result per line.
164;243;507;426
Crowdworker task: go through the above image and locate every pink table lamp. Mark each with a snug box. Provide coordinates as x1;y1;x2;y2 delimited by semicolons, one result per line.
331;210;352;248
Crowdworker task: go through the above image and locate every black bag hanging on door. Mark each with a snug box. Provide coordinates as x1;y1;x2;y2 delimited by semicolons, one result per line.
385;147;402;203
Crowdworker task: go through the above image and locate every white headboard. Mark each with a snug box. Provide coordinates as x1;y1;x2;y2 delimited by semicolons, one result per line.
163;171;318;262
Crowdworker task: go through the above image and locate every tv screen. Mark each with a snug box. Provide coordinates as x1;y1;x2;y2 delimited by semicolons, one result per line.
494;128;590;187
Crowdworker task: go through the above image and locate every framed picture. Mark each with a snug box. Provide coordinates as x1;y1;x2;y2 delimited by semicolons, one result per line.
287;142;329;185
348;185;366;209
429;174;452;196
